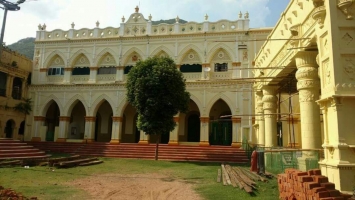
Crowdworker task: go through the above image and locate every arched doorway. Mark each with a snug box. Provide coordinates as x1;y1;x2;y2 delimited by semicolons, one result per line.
209;99;232;146
187;114;200;142
18;121;25;140
5;120;15;138
121;104;140;143
94;101;113;142
45;101;60;141
69;101;86;139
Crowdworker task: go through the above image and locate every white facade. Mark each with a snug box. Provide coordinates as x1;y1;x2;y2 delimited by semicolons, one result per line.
28;7;271;146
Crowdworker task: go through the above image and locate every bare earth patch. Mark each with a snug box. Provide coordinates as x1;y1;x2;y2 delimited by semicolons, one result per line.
67;173;203;200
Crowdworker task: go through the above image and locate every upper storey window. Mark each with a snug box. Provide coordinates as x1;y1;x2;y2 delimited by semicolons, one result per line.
98;53;117;75
214;63;228;72
180;64;202;73
72;55;90;75
98;66;116;74
48;67;64;75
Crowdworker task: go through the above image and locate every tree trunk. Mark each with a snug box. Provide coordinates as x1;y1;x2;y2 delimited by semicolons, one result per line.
155;134;161;161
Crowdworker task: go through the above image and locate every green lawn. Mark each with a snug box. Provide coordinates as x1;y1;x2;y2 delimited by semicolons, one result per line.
0;158;279;200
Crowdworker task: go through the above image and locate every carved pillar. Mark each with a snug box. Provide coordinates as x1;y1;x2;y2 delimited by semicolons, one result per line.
199;117;210;146
116;66;124;81
262;86;278;147
84;116;96;143
57;116;70;142
89;67;98;83
256;90;265;146
110;116;122;144
64;67;72;83
169;116;180;145
231;117;241;147
295;51;322;149
6;75;13;97
31;116;46;142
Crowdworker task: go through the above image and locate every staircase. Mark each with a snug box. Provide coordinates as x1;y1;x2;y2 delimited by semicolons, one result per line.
27;142;249;163
0;138;50;160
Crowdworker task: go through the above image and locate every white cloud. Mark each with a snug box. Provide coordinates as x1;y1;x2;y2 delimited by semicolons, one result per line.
0;0;276;45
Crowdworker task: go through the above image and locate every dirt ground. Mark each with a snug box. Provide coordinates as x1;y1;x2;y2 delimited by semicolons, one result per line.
68;173;203;200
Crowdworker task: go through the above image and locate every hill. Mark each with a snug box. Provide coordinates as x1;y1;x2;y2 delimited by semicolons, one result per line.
152;18;187;25
7;37;35;60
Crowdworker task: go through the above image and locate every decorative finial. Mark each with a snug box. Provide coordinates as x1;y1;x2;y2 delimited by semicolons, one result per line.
122;16;125;23
38;24;42;30
204;14;208;21
96;21;100;28
71;22;75;29
135;5;139;13
244;11;249;19
175;15;180;23
239;11;242;19
42;23;46;30
148;14;152;21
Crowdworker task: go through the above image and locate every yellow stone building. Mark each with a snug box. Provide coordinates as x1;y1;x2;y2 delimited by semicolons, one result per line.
0;47;32;140
253;0;355;193
28;7;272;146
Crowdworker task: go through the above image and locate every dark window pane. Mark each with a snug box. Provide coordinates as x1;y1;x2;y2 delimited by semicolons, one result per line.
124;66;133;74
214;63;228;72
72;67;90;75
180;64;202;73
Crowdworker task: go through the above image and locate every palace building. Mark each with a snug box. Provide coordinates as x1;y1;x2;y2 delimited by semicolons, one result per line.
0;47;32;140
252;0;355;193
28;7;272;147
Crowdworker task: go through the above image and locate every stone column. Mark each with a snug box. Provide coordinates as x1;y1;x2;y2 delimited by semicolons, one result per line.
262;86;278;148
21;79;26;99
295;51;321;149
89;67;98;83
84;116;96;143
57;116;70;142
231;117;241;147
169;116;180;146
6;75;13;97
110;116;122;144
31;116;46;142
64;68;72;83
116;66;124;81
199;117;210;146
138;131;149;144
255;90;265;146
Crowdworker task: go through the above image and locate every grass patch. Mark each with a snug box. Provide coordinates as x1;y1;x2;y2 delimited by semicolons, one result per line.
0;158;279;199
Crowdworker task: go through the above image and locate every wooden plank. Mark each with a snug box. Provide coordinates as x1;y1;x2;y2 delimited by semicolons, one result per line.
217;169;222;183
224;165;238;188
221;164;228;186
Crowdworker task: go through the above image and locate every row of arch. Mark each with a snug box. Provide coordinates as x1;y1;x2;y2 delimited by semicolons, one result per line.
44;43;235;68
39;93;236;118
42;97;233;145
2;119;25;139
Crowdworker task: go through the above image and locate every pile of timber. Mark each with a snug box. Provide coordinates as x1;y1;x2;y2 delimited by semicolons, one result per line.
0;160;22;167
217;164;269;194
48;155;103;168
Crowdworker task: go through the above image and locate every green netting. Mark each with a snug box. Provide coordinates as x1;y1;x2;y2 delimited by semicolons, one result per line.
264;150;320;174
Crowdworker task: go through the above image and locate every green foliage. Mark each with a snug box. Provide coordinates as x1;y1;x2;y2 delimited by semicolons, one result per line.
7;37;35;59
13;98;32;115
126;56;190;136
152;18;187;25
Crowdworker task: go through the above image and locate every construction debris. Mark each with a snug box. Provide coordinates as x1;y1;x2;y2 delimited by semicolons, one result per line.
49;155;103;168
218;164;273;194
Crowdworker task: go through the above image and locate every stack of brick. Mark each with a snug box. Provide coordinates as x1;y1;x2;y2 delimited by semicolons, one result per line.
278;168;354;200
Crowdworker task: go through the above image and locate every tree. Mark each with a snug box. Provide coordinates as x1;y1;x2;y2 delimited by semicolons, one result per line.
13;98;32;115
126;56;190;160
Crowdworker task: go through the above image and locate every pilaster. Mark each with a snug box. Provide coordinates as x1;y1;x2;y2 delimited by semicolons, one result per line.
31;116;46;142
168;116;180;146
89;67;98;83
199;117;210;146
231;117;241;147
110;116;122;144
64;67;72;83
138;130;149;144
57;116;70;142
116;66;124;82
255;90;265;146
84;116;96;142
262;86;278;147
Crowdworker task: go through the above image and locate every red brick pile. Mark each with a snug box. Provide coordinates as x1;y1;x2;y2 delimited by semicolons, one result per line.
278;168;354;200
0;186;37;200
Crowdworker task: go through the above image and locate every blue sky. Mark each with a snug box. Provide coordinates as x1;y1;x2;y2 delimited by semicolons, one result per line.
0;0;290;45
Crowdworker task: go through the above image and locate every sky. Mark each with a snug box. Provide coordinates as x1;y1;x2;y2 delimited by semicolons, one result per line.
0;0;290;45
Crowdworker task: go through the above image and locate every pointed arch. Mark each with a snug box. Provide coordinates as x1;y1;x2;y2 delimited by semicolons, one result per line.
117;100;129;117
189;94;203;115
95;48;119;66
63;94;89;116
207;43;234;62
150;45;174;58
90;94;115;116
206;94;235;116
40;95;63;116
178;44;204;64
69;49;93;67
43;50;67;68
121;47;145;66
